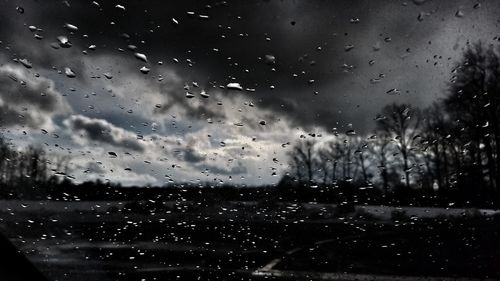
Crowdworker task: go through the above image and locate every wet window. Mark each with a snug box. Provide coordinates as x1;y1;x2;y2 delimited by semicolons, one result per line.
0;1;499;280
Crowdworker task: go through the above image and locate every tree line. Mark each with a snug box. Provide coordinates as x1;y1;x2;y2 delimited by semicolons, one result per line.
284;43;500;208
0;135;73;199
2;42;500;208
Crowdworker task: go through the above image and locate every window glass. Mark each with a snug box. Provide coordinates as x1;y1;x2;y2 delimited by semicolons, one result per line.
0;1;499;280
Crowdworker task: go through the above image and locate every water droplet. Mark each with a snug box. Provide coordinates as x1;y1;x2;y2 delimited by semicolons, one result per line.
185;92;195;98
386;88;401;95
344;45;355;52
57;36;72;48
346;129;356;136
342;63;355;72
134;52;148;62
417;12;425;22
172;18;179;25
103;72;113;79
8;74;18;82
350;18;360;24
115;4;125;11
19;58;32;69
64;67;76;78
64;23;78;32
226;82;243;91
259;120;266;125
16;6;24;14
108;152;117;158
139;66;150;74
455;10;464;18
200;90;210;98
264;54;276;65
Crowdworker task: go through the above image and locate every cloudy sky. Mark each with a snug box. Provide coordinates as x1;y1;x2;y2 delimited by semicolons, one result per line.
0;0;499;186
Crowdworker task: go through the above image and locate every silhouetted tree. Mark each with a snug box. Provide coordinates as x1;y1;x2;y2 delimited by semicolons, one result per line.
367;134;393;196
444;42;500;199
376;103;422;191
287;138;317;186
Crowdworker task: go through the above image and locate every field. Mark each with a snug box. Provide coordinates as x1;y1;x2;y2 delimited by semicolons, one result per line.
1;200;499;281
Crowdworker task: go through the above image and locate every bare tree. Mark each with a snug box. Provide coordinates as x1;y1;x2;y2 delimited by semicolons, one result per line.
287;139;317;185
327;140;344;184
354;140;370;185
317;148;331;185
376;103;422;190
444;42;500;192
367;134;393;196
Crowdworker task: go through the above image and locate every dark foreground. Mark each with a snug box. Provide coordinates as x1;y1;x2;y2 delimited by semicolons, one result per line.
1;200;499;281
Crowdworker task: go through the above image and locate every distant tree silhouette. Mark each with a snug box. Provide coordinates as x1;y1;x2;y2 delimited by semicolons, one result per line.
1;43;500;208
281;42;500;208
376;103;422;191
444;42;500;201
367;134;393;196
354;140;370;185
287;138;317;185
419;102;460;203
0;134;72;199
326;140;344;184
317;148;331;185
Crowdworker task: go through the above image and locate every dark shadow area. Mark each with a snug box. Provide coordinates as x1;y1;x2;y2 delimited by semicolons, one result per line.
0;232;48;281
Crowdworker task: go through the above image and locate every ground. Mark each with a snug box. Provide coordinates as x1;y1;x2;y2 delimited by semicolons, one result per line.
1;200;499;281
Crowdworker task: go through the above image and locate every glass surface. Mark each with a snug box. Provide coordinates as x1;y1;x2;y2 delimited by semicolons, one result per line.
0;0;499;280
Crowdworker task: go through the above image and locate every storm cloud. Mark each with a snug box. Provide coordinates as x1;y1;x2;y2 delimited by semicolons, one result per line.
2;0;498;132
196;162;248;176
0;64;70;129
1;0;499;185
64;115;145;152
181;147;207;163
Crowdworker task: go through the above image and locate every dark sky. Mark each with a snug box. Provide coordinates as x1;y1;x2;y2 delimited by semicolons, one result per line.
0;0;499;185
